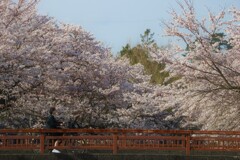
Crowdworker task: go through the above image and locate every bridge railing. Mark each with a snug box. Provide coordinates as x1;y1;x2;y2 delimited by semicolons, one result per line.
0;129;239;156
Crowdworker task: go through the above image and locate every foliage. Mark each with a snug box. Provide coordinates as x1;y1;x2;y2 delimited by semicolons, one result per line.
151;0;240;130
119;29;173;85
0;0;181;129
186;32;233;51
140;29;155;46
1;0;239;131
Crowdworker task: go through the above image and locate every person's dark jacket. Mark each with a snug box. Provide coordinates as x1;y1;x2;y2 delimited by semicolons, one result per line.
46;114;59;129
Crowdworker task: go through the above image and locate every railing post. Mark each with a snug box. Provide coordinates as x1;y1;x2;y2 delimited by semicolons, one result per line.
113;132;118;154
2;135;6;148
123;133;127;149
185;132;190;157
40;133;45;154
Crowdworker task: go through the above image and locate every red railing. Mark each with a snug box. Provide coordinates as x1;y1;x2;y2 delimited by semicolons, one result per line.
0;129;239;156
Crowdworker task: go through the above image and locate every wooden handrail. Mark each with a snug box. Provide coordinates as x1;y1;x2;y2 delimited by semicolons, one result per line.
0;128;239;134
0;129;239;156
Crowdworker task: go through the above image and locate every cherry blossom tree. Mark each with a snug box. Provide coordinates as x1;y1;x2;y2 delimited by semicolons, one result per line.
151;0;240;130
5;0;239;131
1;0;178;129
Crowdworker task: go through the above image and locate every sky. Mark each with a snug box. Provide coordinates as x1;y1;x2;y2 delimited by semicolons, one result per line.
38;0;240;55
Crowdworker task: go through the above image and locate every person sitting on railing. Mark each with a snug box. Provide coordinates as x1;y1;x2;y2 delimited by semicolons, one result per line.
45;107;63;153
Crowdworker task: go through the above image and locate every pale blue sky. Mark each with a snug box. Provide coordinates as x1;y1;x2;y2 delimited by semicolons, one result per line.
38;0;240;54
